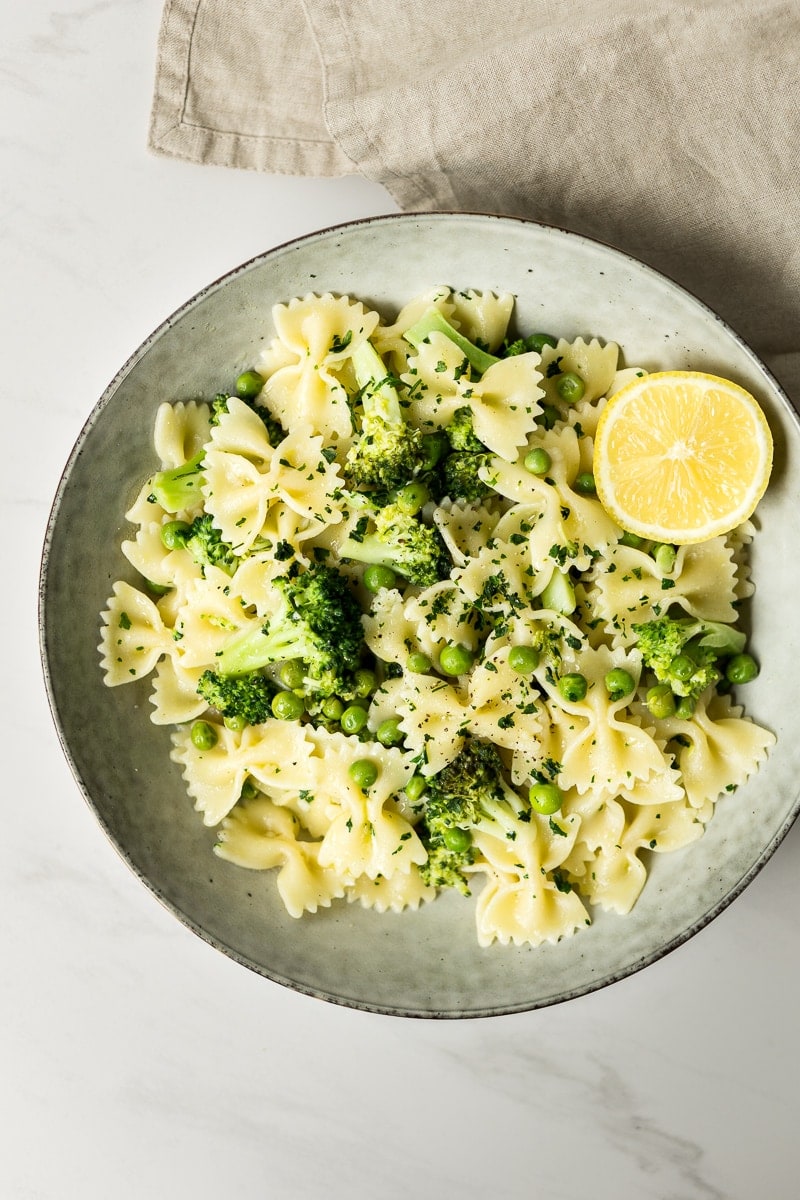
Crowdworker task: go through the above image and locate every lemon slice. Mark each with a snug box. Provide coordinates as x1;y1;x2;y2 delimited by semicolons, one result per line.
593;371;773;544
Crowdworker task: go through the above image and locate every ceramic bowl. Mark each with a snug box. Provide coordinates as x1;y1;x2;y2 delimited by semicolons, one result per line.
40;213;800;1017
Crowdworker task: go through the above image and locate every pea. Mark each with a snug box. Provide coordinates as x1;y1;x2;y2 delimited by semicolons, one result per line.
340;704;368;734
442;826;472;853
420;431;449;471
573;472;596;495
508;645;540;675
558;672;587;702
240;779;260;801
536;404;560;430
674;695;696;720
394;480;429;515
646;683;677;719
524;447;552;476
726;653;760;684
224;714;247;732
353;668;377;698
652;542;677;574
160;520;192;550
556;372;586;404
271;690;305;721
604;668;635;701
529;782;563;815
669;654;696;682
439;642;476;676
407;651;432;674
364;564;398;592
619;531;645;548
376;717;404;747
235;369;264;398
321;696;345;721
527;333;558;354
191;720;218;750
349;759;379;789
405;774;427;803
279;659;306;690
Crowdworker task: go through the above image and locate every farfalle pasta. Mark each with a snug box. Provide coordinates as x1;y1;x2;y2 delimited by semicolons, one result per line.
99;287;775;950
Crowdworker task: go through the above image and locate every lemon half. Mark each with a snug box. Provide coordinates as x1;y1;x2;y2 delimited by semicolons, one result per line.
593;371;773;544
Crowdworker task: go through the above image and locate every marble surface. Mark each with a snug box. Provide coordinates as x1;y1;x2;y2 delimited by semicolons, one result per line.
4;4;799;1198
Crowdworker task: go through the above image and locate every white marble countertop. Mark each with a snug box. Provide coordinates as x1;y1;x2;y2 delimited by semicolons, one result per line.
5;5;799;1198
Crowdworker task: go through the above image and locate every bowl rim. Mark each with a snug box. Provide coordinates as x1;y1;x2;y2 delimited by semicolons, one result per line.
38;209;800;1019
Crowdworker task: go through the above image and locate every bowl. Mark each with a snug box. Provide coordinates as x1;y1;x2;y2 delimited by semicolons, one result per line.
40;212;800;1018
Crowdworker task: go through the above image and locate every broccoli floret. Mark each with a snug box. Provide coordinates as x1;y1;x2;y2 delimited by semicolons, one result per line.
440;452;493;503
148;451;206;513
446;406;484;452
344;339;427;493
184;514;239;575
339;501;451;588
403;307;500;375
196;669;274;726
210;391;286;448
632;615;746;700
214;562;364;697
418;739;529;893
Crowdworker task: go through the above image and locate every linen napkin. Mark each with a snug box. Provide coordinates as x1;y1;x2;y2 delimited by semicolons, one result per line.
149;0;800;399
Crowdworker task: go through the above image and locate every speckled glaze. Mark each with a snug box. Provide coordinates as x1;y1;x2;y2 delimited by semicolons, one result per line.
39;213;800;1018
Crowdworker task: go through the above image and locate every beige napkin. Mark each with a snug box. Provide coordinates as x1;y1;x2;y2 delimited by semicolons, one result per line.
149;0;800;398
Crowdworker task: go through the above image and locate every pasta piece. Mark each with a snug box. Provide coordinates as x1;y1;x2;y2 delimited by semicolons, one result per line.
394;673;469;776
149;657;208;725
431;497;502;567
99;580;175;686
471;811;588;947
539;337;619;405
215;798;348;917
447;289;514;350
153;400;212;467
121;521;202;592
348;867;436;913
170;566;256;669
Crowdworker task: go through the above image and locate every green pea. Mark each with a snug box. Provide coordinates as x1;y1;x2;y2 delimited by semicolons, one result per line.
669;654;696;683
364;564;398;592
161;520;192;550
604;668;635;701
524;447;552;476
726;653;759;684
652;542;677;574
404;774;427;803
619;531;645;548
558;672;587;702
536;404;560;430
340;704;368;734
527;333;558;354
376;717;404;746
646;683;677;719
394;480;429;515
556;372;586;404
349;759;379;789
508;645;540;675
439;642;476;676
279;659;306;690
271;690;305;721
235;369;264;398
529;782;563;815
191;720;218;750
224;714;247;732
407;651;432;674
442;826;472;853
240;778;260;801
674;695;696;720
354;668;378;698
573;472;596;495
321;696;345;721
420;431;449;471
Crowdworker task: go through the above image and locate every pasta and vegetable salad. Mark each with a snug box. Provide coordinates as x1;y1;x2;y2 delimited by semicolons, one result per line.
99;287;775;949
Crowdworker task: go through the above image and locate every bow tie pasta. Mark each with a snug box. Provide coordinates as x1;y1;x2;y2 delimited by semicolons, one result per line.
99;287;775;951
